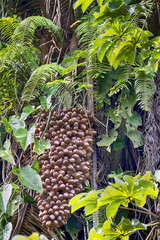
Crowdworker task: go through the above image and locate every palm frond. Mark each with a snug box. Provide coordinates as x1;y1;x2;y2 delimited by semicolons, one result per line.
109;65;132;96
0;44;40;79
12;16;62;46
0;17;20;43
134;66;156;111
132;1;154;28
21;63;63;102
46;77;84;106
76;13;97;48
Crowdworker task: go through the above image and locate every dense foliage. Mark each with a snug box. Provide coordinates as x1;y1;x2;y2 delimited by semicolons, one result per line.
1;0;160;239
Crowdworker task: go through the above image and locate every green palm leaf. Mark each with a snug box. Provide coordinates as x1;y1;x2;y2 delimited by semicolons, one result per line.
0;17;20;43
21;63;62;102
12;16;62;46
134;67;156;111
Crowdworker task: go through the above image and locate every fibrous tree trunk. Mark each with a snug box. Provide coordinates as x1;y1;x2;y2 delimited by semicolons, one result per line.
144;67;160;172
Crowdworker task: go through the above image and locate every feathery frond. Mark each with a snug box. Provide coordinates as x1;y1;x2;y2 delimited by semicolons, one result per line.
22;63;63;102
76;15;95;48
134;66;156;111
0;17;20;43
109;65;132;96
12;16;62;46
46;77;85;106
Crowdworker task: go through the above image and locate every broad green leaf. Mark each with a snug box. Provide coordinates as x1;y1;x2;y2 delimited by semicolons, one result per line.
97;0;103;6
125;128;144;148
118;218;146;233
0;147;15;165
140;30;153;39
1;116;12;133
12;236;28;240
154;170;160;182
109;0;123;11
126;111;142;128
39;96;52;111
0;222;12;240
82;0;94;12
31;160;39;172
97;129;118;152
6;199;19;217
106;199;123;218
0;184;12;213
28;233;40;240
13;167;43;193
65;216;83;240
131;219;147;230
69;193;86;206
110;42;136;69
20;105;36;121
97;185;127;208
13;232;48;240
15;124;35;151
33;138;51;155
85;202;98;215
74;0;84;9
121;237;129;240
98;173;158;211
12;168;19;175
89;228;106;240
101;218;146;239
3;139;10;150
101;220;112;232
98;41;111;62
94;3;128;25
70;191;97;213
9;115;25;132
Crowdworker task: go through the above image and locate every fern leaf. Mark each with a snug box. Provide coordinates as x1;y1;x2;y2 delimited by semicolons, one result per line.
109;65;132;96
46;77;84;106
22;63;62;102
12;16;62;46
134;67;156;111
0;17;20;43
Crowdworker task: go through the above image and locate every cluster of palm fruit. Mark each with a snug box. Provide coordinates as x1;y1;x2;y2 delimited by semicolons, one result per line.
34;107;96;229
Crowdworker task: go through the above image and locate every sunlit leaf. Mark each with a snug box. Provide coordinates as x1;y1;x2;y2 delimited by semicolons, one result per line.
39;96;52;111
1;116;12;133
33;138;51;155
0;184;12;213
0;140;15;164
97;129;118;152
13;167;43;193
15;124;35;151
20;105;36;121
0;222;12;240
9;115;25;132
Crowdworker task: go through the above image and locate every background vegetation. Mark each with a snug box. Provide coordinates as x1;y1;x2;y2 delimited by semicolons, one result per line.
1;0;160;239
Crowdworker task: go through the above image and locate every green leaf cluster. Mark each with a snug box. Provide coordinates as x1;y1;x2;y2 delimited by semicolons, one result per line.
69;172;158;239
12;232;48;240
12;167;43;194
2;106;36;151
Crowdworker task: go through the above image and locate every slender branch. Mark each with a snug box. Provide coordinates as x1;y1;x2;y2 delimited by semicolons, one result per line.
145;226;157;240
147;221;159;227
41;101;60;139
119;206;153;216
131;202;158;219
120;12;140;38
